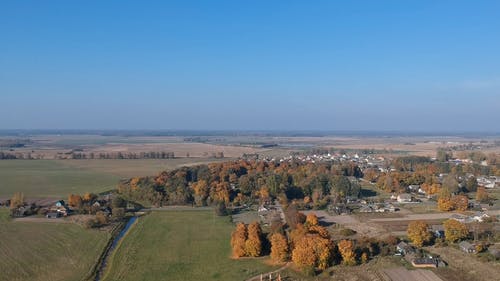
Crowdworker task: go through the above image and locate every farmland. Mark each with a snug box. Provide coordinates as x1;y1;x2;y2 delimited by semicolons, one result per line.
0;208;109;281
102;211;276;281
0;158;228;198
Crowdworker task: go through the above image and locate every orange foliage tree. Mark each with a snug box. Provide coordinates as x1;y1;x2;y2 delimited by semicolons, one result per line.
230;223;247;258
68;194;83;208
476;187;489;203
443;219;469;243
407;221;432;247
337;239;356;266
245;222;263;257
452;195;468;211
270;233;289;262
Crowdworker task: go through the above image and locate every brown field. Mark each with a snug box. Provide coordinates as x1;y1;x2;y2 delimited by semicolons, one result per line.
427;246;500;281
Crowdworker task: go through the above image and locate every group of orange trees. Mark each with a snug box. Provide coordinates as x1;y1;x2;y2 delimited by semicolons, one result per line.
407;219;469;247
117;159;363;207
231;211;397;275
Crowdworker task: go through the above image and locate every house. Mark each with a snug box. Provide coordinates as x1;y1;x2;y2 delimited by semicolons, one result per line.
472;212;489;222
459;241;476;254
411;258;438;268
431;225;445;238
397;193;412;203
46;212;61;219
408;185;420;192
396;242;415;255
55;200;65;207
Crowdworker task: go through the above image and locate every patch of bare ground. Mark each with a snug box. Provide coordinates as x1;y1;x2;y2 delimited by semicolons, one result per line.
382;268;443;281
426;246;500;281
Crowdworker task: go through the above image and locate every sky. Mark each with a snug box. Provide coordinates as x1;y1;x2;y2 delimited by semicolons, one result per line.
1;0;499;132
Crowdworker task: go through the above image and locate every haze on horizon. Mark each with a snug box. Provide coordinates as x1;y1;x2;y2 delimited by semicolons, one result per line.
1;1;499;132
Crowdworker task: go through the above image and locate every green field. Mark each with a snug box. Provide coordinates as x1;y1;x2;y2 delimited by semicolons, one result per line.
0;208;109;281
0;159;227;198
102;211;276;281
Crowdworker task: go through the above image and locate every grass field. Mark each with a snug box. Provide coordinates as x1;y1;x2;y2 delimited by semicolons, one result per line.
0;208;109;281
102;211;276;281
0;159;228;198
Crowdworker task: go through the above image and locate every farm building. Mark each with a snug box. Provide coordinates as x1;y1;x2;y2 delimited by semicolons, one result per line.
411;258;438;268
397;193;412;203
459;241;476;254
46;212;61;219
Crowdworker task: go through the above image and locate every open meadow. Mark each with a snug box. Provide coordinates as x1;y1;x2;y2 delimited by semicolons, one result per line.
102;211;277;281
0;158;229;198
0;208;109;281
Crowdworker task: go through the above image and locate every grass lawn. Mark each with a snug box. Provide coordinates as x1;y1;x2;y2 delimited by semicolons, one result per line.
102;211;277;281
0;159;227;198
0;160;119;197
0;208;109;281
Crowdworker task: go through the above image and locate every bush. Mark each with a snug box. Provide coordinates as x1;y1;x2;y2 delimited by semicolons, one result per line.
339;228;357;236
215;201;228;216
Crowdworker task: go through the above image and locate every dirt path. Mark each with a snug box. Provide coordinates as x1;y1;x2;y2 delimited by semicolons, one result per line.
13;217;71;223
245;263;291;281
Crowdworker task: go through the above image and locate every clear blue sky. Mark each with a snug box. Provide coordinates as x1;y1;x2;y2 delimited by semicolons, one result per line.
1;1;499;131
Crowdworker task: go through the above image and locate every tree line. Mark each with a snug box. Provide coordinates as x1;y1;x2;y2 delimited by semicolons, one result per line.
117;159;363;207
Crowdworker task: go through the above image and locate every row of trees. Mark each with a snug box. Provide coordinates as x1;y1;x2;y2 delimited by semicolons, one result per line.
118;160;364;207
407;219;469;247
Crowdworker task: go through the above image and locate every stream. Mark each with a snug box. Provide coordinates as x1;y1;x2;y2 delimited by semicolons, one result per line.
94;216;138;281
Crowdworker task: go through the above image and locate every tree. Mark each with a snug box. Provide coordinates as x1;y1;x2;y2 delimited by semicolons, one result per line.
270;233;289;262
292;234;332;274
305;213;319;227
292;236;317;274
68;194;83;208
10;192;24;209
442;175;459;194
95;211;108;226
245;222;263;257
465;176;478;192
83;192;97;203
231;223;247;258
112;196;126;209
111;207;125;221
437;188;454;211
452;195;468;211
407;221;432;247
476;187;489;203
443;219;468;243
436;149;451;162
214;201;228;216
338;239;356;266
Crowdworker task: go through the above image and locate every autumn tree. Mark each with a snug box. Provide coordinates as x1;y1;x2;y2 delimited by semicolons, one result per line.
305;213;319;227
10;192;24;209
338;239;356;266
83;192;97;203
68;194;83;208
245;222;263;257
95;211;108;226
292;234;332;274
476;187;489;203
443;219;469;243
192;180;209;206
231;223;247;258
452;195;468;211
270;233;289;262
407;221;432;247
437;188;454;211
465;176;478;192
